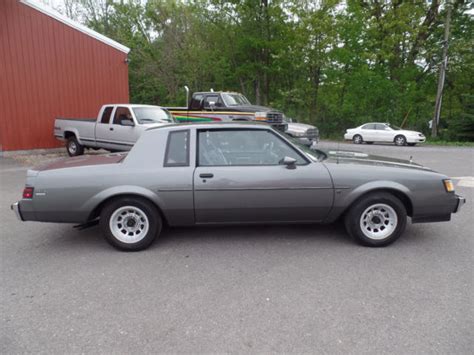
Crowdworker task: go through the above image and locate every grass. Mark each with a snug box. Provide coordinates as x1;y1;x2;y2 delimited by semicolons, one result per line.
424;139;474;147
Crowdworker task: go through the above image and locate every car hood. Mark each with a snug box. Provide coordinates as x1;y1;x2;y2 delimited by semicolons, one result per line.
324;149;432;171
34;153;127;172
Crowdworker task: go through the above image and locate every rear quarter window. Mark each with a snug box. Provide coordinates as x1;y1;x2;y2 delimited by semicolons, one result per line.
164;130;190;167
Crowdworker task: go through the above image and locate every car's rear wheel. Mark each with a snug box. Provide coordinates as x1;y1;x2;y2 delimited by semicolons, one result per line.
66;136;84;157
344;192;407;247
100;197;162;251
353;134;363;144
394;135;407;146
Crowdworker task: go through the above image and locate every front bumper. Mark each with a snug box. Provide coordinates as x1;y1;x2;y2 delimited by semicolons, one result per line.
454;194;466;213
407;136;426;143
11;202;23;221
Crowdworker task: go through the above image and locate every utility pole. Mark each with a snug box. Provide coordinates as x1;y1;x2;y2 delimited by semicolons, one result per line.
432;2;452;138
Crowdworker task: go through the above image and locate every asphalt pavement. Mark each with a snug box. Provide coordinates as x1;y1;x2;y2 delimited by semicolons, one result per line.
1;142;473;354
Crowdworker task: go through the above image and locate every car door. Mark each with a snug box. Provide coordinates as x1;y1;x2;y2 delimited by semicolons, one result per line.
94;106;115;150
374;124;393;142
193;128;334;224
360;123;376;141
100;106;140;150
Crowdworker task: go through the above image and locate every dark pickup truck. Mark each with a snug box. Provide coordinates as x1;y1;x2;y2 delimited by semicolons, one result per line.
167;91;287;131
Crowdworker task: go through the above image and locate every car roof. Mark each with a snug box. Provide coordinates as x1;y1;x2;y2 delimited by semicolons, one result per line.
146;121;270;132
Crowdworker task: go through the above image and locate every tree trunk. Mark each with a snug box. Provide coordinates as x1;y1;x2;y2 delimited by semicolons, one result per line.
309;65;321;122
432;3;451;138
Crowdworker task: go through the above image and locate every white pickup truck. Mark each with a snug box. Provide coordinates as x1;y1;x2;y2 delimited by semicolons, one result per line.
54;104;174;156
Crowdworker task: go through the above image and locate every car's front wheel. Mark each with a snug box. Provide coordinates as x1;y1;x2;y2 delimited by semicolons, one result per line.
353;134;363;144
100;197;162;251
344;192;407;247
407;143;416;146
394;135;407;146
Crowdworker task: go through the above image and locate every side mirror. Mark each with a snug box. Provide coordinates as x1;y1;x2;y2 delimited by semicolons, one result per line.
120;118;135;127
281;156;297;169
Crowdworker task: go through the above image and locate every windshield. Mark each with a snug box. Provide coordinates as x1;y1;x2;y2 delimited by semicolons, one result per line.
279;130;327;162
133;107;174;124
221;93;251;106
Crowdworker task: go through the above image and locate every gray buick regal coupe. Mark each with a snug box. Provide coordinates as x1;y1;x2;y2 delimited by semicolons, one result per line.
12;123;465;251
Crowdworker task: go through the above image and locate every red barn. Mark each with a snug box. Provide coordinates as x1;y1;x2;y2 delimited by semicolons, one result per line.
0;0;130;152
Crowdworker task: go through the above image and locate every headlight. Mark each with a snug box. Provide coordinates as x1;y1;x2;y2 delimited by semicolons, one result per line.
443;179;454;192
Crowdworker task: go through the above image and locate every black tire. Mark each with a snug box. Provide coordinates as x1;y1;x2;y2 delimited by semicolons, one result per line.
100;197;162;251
344;192;407;247
394;135;407;146
353;134;363;144
365;142;374;144
407;143;416;146
66;136;84;157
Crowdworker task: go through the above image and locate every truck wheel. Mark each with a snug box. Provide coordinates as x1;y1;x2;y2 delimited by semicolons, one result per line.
67;136;84;157
344;192;407;247
100;197;162;251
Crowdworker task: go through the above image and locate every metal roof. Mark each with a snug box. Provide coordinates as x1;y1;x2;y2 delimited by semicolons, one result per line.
20;0;130;54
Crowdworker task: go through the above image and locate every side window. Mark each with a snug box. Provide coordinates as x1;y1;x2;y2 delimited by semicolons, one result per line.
190;94;203;110
100;106;113;124
203;95;219;109
113;107;133;124
375;124;387;130
362;124;375;130
198;129;307;166
164;130;190;167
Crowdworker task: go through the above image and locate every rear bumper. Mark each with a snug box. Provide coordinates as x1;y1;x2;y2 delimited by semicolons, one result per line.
11;202;23;221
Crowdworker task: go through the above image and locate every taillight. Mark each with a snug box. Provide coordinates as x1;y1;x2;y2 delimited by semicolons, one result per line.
23;187;34;199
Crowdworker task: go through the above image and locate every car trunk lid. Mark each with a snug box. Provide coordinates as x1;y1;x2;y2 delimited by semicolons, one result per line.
35;153;127;172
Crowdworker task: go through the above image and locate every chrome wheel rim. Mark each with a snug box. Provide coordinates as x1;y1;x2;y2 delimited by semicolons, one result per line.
353;135;362;144
109;206;149;244
360;203;398;240
395;136;405;145
68;142;77;154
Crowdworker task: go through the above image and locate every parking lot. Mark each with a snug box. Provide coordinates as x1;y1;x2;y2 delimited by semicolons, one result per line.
1;142;473;354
